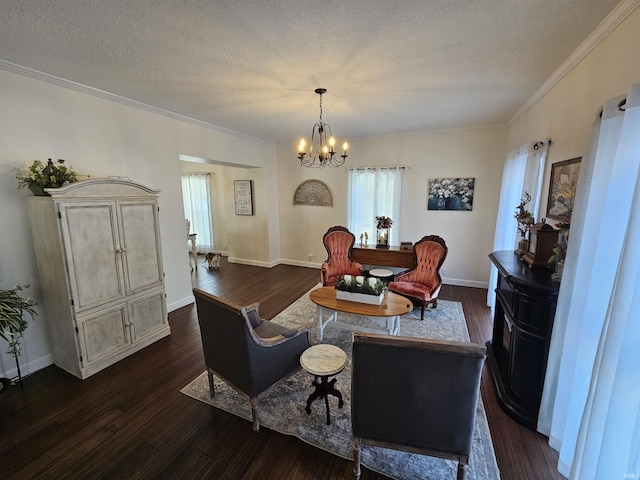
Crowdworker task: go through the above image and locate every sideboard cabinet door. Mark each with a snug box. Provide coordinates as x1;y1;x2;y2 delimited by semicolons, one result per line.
27;179;171;379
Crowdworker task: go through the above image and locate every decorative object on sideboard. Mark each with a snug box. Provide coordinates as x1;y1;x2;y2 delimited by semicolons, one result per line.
546;157;581;221
293;179;333;207
514;192;535;254
375;216;393;249
15;158;79;196
233;179;254;215
297;88;349;168
427;177;475;211
0;285;37;391
359;232;369;248
521;219;558;268
400;241;413;250
549;214;571;282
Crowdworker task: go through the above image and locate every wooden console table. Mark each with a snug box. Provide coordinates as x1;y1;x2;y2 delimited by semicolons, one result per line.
351;246;415;269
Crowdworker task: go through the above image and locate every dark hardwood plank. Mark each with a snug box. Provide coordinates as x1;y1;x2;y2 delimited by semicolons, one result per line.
0;256;562;479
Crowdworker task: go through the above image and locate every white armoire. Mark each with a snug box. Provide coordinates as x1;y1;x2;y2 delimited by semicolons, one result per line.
27;179;170;379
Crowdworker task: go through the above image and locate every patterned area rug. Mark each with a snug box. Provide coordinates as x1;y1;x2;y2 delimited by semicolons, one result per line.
181;286;500;480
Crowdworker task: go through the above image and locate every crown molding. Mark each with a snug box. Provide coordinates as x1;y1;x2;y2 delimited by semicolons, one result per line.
0;59;272;145
509;0;640;125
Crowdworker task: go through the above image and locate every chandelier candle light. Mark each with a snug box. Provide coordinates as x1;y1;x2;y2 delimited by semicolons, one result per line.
297;88;349;168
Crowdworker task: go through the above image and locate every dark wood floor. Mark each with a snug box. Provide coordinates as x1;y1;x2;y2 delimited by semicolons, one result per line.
0;257;563;479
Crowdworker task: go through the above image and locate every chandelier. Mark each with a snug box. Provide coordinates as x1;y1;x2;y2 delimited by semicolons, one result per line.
297;88;348;167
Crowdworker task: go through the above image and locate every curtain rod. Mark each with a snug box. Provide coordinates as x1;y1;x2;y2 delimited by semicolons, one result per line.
348;166;407;171
533;139;552;150
599;97;627;118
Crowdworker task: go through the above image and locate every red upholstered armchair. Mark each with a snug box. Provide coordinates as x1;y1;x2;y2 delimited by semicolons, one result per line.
387;235;448;319
321;226;364;286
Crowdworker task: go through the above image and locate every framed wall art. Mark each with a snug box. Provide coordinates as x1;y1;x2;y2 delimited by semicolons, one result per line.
234;180;254;216
546;157;581;220
293;179;333;207
427;177;475;211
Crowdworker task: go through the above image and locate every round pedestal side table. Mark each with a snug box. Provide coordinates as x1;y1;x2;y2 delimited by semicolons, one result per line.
300;344;347;425
369;268;394;284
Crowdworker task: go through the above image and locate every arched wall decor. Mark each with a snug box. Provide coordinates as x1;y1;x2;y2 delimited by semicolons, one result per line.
293;179;333;207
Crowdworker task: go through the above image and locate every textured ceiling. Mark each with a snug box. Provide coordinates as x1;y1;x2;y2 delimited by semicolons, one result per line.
0;0;621;146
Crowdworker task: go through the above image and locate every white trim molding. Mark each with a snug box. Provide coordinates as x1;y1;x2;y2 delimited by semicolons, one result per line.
0;59;272;146
510;0;640;124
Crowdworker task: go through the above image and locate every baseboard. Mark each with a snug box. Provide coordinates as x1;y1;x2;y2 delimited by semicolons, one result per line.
227;257;280;268
168;295;194;312
279;259;321;269
443;277;488;289
0;353;53;379
221;258;487;289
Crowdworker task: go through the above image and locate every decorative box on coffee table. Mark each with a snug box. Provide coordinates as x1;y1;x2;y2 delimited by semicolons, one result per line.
335;290;384;305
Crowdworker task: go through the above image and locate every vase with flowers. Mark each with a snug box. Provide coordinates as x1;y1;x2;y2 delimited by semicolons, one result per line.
549;214;571;282
15;158;78;196
375;216;393;249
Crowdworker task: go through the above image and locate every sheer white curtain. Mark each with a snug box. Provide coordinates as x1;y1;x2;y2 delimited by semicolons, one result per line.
487;142;549;310
538;84;640;479
181;173;215;252
348;167;404;245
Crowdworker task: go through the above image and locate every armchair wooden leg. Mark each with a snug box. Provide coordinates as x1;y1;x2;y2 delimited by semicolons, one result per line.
420;301;426;320
250;398;259;433
353;438;362;479
457;457;468;479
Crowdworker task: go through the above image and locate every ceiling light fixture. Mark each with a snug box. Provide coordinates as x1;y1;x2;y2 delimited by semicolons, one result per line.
297;88;348;167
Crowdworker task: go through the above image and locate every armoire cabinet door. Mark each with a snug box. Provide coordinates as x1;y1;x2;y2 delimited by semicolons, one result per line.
60;202;125;312
128;290;167;342
77;304;131;364
118;201;164;294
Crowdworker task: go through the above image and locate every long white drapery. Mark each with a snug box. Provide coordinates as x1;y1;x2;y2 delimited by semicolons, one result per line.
182;173;215;253
538;84;640;479
348;167;404;246
487;142;549;311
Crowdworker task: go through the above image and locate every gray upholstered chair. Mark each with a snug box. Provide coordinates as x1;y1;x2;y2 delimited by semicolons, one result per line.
193;288;313;432
351;333;486;480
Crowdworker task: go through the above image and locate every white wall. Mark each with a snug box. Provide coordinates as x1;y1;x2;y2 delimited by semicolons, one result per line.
0;68;276;378
276;125;509;287
507;5;640;218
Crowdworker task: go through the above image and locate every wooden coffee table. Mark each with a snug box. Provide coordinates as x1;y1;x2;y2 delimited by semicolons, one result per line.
309;286;413;340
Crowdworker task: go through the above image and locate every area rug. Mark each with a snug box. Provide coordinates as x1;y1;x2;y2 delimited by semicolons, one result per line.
181;286;500;480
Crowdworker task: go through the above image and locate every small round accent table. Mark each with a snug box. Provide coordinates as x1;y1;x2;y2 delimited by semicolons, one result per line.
300;344;347;425
369;268;394;283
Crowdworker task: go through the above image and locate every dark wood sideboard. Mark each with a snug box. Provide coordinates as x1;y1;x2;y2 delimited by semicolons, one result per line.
487;251;559;430
351;246;416;269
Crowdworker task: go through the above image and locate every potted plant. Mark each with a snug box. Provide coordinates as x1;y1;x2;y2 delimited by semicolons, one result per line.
549;216;571;282
0;285;37;391
335;275;385;305
15;158;78;196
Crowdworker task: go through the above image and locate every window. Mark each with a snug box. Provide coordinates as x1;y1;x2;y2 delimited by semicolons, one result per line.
181;173;215;252
348;167;404;245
